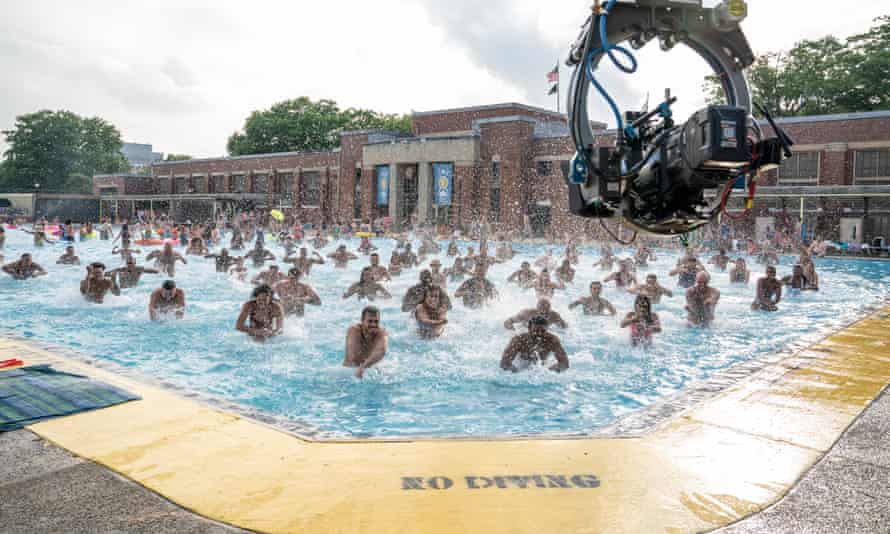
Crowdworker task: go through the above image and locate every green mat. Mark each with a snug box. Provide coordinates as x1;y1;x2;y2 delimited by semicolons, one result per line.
0;364;140;432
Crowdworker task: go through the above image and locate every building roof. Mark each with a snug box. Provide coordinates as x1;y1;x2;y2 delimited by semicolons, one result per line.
772;110;890;125
413;102;567;120
153;149;337;166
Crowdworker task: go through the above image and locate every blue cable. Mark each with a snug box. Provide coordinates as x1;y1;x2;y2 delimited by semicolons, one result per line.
584;0;638;139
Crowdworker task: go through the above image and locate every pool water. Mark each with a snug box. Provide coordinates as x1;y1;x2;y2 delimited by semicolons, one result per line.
1;228;888;438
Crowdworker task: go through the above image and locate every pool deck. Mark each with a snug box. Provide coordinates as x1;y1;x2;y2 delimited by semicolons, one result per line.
1;305;890;533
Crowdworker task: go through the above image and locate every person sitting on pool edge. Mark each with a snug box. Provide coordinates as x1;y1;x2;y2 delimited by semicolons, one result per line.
235;284;284;341
149;280;186;320
343;306;388;379
500;316;569;373
621;295;661;347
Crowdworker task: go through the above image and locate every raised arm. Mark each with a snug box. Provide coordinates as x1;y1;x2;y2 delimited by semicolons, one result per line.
549;339;569;373
551;311;568;329
500;337;521;372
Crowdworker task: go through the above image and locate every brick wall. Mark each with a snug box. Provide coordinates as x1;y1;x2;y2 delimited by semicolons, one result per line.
413;105;565;136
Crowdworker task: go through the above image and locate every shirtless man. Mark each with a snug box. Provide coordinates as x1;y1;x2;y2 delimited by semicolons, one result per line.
569;281;616;316
555;259;576;285
603;259;637;290
205;249;238;273
185;237;208;256
629;274;674;305
388;251;403;277
729;258;750;284
343;306;388;379
429;259;447;289
327;245;359;268
56;246;80;265
670;251;705;289
112;244;141;264
273;268;322;316
145;243;187;277
230;229;245;251
454;263;499;309
399;244;420;268
445;257;470;283
311;232;328;250
446;239;460;257
534;269;565;299
367;253;391;283
235;284;284;341
709;249;731;271
244;241;275;268
149;280;186;320
507;261;538;289
535;249;557;271
757;246;779;266
621;295;662;347
782;264;818;294
252;265;287;286
343;267;392;301
634;246;653;268
496;241;515;263
79;262;120;303
285;248;325;276
402;270;452;312
565;240;580;265
107;258;159;289
418;237;441;258
229;257;248;281
504;299;568;330
593;245;615;271
415;291;449;340
357;236;377;255
500;316;569;373
686;272;720;327
752;265;782;312
2;253;47;280
799;257;819;290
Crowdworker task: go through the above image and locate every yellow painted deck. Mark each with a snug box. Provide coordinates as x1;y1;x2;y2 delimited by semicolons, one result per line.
2;306;889;533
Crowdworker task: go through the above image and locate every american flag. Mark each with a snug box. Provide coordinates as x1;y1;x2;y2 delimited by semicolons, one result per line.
547;64;559;84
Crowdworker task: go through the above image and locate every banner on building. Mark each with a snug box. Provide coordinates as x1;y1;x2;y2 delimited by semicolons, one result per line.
432;163;453;206
376;165;390;206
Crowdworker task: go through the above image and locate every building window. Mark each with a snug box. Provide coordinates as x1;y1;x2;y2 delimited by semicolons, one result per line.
156;177;171;194
192;176;207;193
536;160;553;176
490;160;501;222
232;175;246;193
212;175;225;193
778;152;819;183
354;168;362;219
99;187;118;196
492;161;501;182
301;171;321;207
253;173;269;194
174;177;188;194
854;149;890;182
279;173;295;199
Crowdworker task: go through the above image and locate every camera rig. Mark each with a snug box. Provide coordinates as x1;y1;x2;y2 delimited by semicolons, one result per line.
565;0;794;236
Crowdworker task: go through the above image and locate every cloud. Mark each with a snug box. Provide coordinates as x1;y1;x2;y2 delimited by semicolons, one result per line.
161;57;198;89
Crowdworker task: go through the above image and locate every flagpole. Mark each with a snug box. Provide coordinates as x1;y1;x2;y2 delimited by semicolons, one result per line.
556;59;560;114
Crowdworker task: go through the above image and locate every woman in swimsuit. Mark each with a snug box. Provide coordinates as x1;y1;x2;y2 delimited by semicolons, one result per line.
621;295;661;347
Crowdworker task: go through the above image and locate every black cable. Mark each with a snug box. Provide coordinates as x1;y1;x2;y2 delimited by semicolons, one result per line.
599;217;637;245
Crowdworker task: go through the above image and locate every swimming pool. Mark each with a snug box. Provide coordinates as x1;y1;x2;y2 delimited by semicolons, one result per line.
2;228;888;438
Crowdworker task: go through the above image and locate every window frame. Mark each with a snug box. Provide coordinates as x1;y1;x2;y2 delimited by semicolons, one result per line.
301;171;322;208
777;151;820;184
854;149;890;183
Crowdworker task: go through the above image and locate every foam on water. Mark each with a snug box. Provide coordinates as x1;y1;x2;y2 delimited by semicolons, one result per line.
1;228;888;437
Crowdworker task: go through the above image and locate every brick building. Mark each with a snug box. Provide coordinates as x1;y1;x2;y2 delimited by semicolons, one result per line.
94;104;890;243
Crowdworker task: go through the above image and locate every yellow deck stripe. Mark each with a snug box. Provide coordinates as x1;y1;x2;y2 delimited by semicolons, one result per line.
6;305;887;533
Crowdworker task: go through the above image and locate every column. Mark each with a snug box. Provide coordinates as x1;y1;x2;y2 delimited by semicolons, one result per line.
388;163;399;221
417;162;431;223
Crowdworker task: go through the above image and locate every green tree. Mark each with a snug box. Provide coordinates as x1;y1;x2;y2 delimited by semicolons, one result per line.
0;110;128;192
703;16;890;117
227;97;412;156
164;153;193;162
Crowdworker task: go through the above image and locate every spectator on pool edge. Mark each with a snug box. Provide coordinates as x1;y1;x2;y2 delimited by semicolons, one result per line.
343;306;388;379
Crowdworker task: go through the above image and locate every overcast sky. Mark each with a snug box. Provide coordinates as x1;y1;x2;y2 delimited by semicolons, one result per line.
1;1;886;158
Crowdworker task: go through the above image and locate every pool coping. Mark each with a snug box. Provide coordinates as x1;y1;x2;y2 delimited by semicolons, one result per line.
4;304;890;532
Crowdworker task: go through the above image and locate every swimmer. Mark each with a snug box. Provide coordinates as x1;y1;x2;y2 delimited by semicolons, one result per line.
230;230;245;250
757;246;779;266
415;290;449;340
534;249;557;271
2;253;47;280
107;257;159;289
343;306;388;379
496;241;515;262
311;232;329;249
446;239;460;257
327;244;359;268
235;284;284;341
229;257;249;281
751;265;782;312
633;246;653;267
555;259;576;285
149;280;185;320
402;270;452;312
357;236;377;255
685;272;720;327
343;267;392;301
79;262;120;303
56;246;81;265
112;244;142;264
504;298;568;330
781;264;817;293
500;316;569;373
282;236;297;257
284;247;325;276
569;281;616;316
603;259;637;289
708;249;731;271
629;274;673;305
444;257;471;283
273;268;321;316
621;295;661;347
463;246;477;271
507;261;538;289
429;259;447;289
729;257;750;284
205;248;239;273
799;257;820;290
670;250;705;289
145;243;187;277
593;245;615;271
244;241;275;268
454;263;499;309
534;269;565;299
252;265;287;286
185;237;208;256
367;252;392;283
388;251;403;277
399;243;420;268
418;237;441;258
565;240;580;265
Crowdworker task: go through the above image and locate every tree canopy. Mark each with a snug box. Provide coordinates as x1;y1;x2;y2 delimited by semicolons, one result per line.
0;110;128;193
704;15;890;117
227;97;412;156
164;153;193;162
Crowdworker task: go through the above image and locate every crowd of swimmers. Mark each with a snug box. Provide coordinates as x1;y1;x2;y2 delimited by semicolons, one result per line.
1;215;822;379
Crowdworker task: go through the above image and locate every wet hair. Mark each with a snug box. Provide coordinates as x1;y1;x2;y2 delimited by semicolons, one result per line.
90;261;106;270
252;284;274;299
634;294;652;311
162;280;176;290
361;306;380;320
